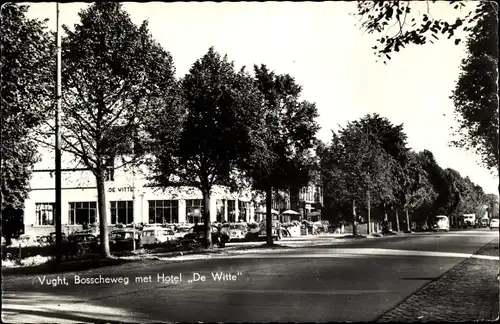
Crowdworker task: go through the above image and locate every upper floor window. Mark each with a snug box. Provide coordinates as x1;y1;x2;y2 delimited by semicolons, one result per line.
105;167;114;182
105;157;115;182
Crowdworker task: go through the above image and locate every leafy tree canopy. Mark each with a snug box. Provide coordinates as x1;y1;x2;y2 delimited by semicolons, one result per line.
451;2;499;172
1;3;54;210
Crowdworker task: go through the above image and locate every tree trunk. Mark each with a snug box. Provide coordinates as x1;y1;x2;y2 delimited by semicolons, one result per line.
352;199;358;236
96;173;111;258
395;210;400;232
202;190;212;248
383;202;388;221
406;209;411;232
266;186;273;246
367;191;371;235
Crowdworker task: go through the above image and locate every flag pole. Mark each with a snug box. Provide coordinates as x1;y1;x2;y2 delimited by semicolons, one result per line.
55;2;63;267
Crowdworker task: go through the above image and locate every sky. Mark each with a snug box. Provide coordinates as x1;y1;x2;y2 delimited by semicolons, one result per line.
23;2;498;194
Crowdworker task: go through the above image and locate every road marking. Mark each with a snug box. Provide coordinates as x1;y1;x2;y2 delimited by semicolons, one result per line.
221;248;499;260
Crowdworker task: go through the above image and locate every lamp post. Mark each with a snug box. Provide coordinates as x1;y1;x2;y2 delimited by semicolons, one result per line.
55;2;63;267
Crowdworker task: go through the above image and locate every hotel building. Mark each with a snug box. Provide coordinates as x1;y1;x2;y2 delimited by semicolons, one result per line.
23;148;323;236
23;149;256;237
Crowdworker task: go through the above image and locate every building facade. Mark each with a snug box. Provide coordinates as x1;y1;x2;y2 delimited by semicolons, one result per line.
24;162;256;237
23;146;324;236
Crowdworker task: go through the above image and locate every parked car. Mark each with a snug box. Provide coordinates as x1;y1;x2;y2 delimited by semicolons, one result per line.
50;232;67;242
143;223;164;229
109;229;141;251
68;232;100;244
258;221;280;241
65;232;101;254
37;235;53;246
223;223;248;242
432;215;450;232
479;219;489;228
180;224;229;247
17;234;40;247
141;227;176;244
174;225;193;240
490;218;499;230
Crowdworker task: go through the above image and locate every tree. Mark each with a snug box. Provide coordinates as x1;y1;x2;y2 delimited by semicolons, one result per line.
321;119;398;236
451;2;499;173
357;1;499;180
485;193;499;219
38;3;178;257
350;114;409;227
245;65;320;245
1;3;54;243
148;47;263;247
397;150;437;231
356;1;491;63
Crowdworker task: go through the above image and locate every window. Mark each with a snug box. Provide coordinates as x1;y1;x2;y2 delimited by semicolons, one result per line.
186;199;203;224
36;203;55;225
110;201;134;225
238;201;250;222
105;157;114;181
149;200;178;224
216;199;226;223
227;200;236;222
105;166;114;182
68;202;97;225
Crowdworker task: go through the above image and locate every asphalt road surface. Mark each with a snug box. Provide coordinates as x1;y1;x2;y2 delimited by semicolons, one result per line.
2;229;498;323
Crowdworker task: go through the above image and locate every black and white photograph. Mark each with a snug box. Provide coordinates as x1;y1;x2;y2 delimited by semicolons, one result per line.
1;1;499;322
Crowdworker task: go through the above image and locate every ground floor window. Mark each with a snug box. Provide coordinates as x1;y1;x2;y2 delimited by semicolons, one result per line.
228;200;236;223
110;201;134;225
238;201;250;222
148;200;178;224
216;199;225;223
35;203;55;225
68;202;97;225
186;199;203;223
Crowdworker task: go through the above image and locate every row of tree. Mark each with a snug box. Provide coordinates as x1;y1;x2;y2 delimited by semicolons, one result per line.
2;2;497;257
2;3;319;256
319;113;497;234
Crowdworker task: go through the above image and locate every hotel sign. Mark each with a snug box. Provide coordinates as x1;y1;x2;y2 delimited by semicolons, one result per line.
108;186;135;193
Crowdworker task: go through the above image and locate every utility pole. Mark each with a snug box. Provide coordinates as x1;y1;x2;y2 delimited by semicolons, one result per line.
55;2;63;267
367;190;371;235
132;125;136;251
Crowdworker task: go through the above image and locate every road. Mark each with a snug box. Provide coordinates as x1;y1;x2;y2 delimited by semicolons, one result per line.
2;229;498;323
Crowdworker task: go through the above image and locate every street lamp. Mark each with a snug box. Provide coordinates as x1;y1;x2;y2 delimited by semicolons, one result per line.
54;2;63;267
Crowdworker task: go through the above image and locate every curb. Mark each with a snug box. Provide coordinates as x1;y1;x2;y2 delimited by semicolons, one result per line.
376;237;500;322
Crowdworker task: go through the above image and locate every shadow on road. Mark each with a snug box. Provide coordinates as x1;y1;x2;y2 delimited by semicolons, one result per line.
1;291;150;323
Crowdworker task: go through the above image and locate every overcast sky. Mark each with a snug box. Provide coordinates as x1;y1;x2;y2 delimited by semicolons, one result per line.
24;2;498;194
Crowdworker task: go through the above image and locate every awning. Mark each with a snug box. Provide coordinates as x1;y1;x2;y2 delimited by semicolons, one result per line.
281;210;300;215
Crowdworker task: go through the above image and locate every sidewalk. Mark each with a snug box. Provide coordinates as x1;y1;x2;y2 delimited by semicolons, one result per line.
377;238;499;322
1;232;410;276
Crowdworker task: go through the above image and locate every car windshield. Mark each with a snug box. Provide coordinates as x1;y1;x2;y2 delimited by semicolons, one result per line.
160;230;175;236
230;224;245;230
178;227;191;233
110;232;134;240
